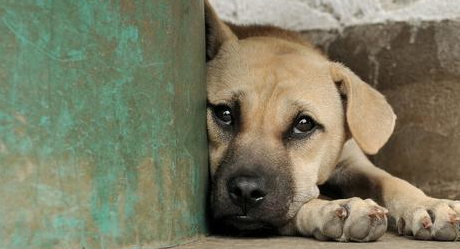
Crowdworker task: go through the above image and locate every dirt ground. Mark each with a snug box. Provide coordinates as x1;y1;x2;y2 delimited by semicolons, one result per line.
174;233;460;249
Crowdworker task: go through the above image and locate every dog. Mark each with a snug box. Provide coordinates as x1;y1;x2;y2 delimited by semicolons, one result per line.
205;1;460;242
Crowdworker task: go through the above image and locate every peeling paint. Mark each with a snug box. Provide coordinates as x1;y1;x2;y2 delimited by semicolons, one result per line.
0;0;207;248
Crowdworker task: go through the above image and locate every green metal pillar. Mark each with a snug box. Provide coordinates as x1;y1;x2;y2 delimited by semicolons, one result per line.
0;0;207;248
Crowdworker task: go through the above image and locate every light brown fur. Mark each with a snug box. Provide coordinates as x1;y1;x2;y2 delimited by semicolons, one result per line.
206;1;460;241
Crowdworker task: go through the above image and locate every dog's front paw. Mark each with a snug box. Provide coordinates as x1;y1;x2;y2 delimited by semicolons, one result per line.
296;198;388;242
391;198;460;241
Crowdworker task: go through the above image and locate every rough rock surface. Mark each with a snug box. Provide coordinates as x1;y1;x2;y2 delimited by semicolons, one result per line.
210;0;460;31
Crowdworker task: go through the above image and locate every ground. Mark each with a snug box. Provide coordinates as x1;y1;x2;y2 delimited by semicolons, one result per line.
174;233;459;249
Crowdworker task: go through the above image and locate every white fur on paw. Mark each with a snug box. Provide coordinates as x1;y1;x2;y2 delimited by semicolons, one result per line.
394;199;460;241
315;198;388;242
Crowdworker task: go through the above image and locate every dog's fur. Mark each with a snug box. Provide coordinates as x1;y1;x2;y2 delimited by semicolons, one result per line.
205;1;460;242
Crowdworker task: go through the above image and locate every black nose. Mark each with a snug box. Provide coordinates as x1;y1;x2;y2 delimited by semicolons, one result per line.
227;176;267;210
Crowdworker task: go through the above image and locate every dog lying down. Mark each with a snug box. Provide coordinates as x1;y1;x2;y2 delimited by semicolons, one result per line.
205;1;460;242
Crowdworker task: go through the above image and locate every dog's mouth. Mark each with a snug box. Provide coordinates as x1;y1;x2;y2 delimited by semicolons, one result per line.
221;215;275;232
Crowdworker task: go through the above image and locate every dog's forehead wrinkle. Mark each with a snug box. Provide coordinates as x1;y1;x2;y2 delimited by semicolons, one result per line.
208;44;334;110
236;36;325;60
290;99;318;115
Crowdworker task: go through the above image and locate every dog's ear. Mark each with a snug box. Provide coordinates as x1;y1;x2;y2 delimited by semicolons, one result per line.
330;62;396;155
205;0;237;61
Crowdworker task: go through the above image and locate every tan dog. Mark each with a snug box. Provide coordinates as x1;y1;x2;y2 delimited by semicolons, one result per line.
205;1;460;242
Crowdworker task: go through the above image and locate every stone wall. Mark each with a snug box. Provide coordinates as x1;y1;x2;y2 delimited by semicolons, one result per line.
209;0;460;30
209;0;460;199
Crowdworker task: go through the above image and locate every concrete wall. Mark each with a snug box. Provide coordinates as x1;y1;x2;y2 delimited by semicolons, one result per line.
209;0;460;199
209;0;460;30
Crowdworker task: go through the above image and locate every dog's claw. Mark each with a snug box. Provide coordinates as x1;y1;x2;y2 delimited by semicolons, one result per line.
335;207;348;219
368;207;386;220
422;216;432;229
449;213;460;224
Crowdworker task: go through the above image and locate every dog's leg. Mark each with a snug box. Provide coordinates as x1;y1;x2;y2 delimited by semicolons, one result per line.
290;197;388;242
325;139;460;241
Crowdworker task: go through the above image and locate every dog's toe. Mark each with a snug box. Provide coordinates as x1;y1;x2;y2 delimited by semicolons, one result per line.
342;198;388;242
434;225;458;241
320;206;347;239
431;202;460;241
312;203;347;240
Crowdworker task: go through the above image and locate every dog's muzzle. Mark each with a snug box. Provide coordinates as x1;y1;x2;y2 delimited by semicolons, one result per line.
212;167;294;232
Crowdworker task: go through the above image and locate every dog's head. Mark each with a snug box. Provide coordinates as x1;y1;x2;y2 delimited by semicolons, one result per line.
205;2;396;232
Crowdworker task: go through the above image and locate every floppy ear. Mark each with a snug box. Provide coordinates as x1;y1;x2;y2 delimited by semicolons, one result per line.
205;0;237;61
330;62;396;155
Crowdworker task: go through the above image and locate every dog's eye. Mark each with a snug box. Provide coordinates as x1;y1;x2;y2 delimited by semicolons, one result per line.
293;116;317;134
213;105;233;125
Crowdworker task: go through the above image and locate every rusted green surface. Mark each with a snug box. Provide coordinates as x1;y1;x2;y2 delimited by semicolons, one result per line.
0;0;207;248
